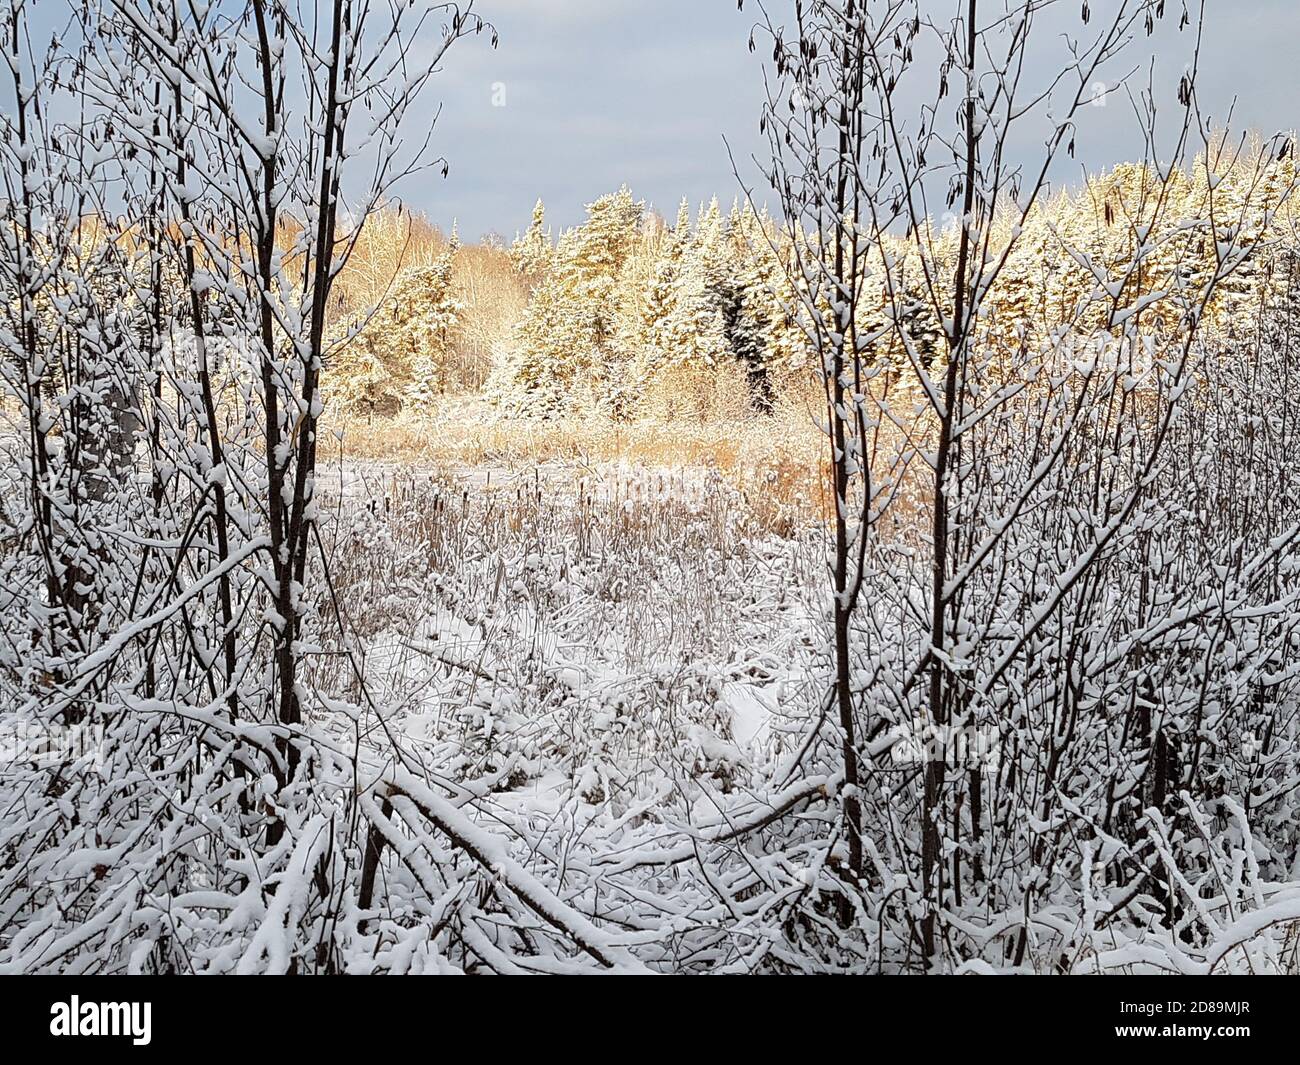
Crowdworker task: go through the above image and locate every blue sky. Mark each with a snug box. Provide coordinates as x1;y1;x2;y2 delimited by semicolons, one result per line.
6;1;1295;240
417;0;1300;240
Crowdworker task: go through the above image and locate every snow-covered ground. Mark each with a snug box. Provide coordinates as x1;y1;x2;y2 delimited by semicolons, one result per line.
311;458;828;810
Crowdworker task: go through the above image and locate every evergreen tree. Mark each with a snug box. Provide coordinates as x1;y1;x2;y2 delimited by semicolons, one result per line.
654;200;732;375
510;199;554;290
494;187;645;413
329;231;463;413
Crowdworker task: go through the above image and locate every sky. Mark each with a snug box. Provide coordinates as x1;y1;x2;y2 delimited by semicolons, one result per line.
415;0;1300;241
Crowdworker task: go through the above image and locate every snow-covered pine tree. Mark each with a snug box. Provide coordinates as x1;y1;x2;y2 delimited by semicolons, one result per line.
632;198;692;389
330;230;463;413
404;228;464;410
742;210;810;389
637;200;735;419
713;203;779;411
494;187;644;413
510;198;554;291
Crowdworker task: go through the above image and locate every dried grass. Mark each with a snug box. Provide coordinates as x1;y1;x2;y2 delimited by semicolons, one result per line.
323;396;832;537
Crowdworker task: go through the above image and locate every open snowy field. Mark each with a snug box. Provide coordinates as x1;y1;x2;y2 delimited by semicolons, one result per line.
310;454;828;824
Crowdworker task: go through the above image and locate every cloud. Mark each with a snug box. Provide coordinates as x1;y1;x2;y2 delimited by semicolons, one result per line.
418;1;1300;238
